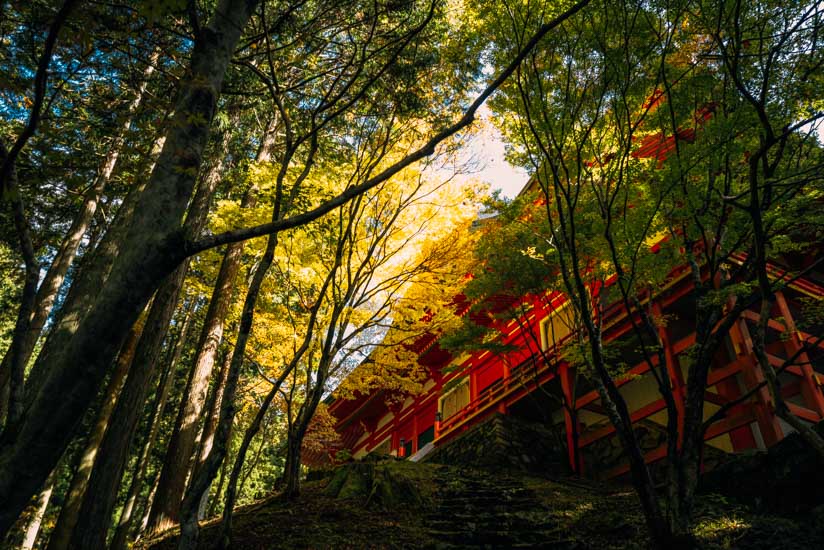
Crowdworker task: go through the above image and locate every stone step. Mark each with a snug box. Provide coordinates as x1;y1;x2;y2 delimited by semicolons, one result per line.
428;505;540;519
435;494;535;507
426;520;558;535
428;528;569;546
437;485;533;494
424;465;575;549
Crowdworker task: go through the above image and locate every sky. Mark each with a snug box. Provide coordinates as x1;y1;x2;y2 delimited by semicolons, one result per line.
458;109;824;201
444;104;530;200
442;107;824;202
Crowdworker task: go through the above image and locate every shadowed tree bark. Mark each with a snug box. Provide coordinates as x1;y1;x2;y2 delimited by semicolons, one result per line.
147;119;276;533
64;125;236;549
110;301;195;550
46;309;148;549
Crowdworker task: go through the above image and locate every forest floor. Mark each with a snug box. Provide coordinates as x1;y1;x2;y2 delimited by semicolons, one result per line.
142;459;824;550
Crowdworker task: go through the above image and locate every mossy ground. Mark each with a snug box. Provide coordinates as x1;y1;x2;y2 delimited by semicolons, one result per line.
142;460;824;549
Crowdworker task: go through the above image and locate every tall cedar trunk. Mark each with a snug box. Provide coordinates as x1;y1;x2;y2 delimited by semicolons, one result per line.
147;117;275;533
147;202;245;533
134;469;161;543
45;311;147;550
64;249;185;550
65;134;231;549
0;0;259;531
109;305;194;550
177;233;278;550
0;50;159;386
3;472;56;549
192;121;277;523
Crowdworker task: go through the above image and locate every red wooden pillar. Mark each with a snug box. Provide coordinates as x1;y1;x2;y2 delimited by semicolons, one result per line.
731;318;783;446
434;378;443;440
713;361;758;450
469;369;478;402
653;301;686;446
390;403;403;456
559;363;582;474
775;291;824;418
392;427;400;457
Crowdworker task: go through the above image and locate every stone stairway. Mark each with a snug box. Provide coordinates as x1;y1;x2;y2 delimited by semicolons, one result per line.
425;467;580;549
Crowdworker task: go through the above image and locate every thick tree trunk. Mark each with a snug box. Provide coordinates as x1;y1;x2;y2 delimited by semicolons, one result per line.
65;133;231;549
0;0;259;533
109;305;194;550
146;233;242;534
3;470;56;549
46;311;146;550
64;261;187;550
134;471;161;544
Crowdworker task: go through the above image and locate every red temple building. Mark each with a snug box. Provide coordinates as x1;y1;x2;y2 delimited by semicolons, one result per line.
317;104;824;479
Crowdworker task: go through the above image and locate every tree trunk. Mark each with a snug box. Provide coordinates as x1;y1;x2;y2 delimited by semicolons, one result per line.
282;429;303;499
194;349;233;520
0;0;261;527
19;478;53;550
133;470;160;544
0;50;159;386
109;304;194;550
219;377;282;547
207;437;232;518
283;374;328;500
146;232;242;534
147;117;275;534
65;130;233;549
177;230;278;550
46;310;146;550
0;140;39;437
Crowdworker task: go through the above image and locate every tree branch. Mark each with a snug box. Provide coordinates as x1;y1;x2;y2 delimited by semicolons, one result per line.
184;0;592;256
